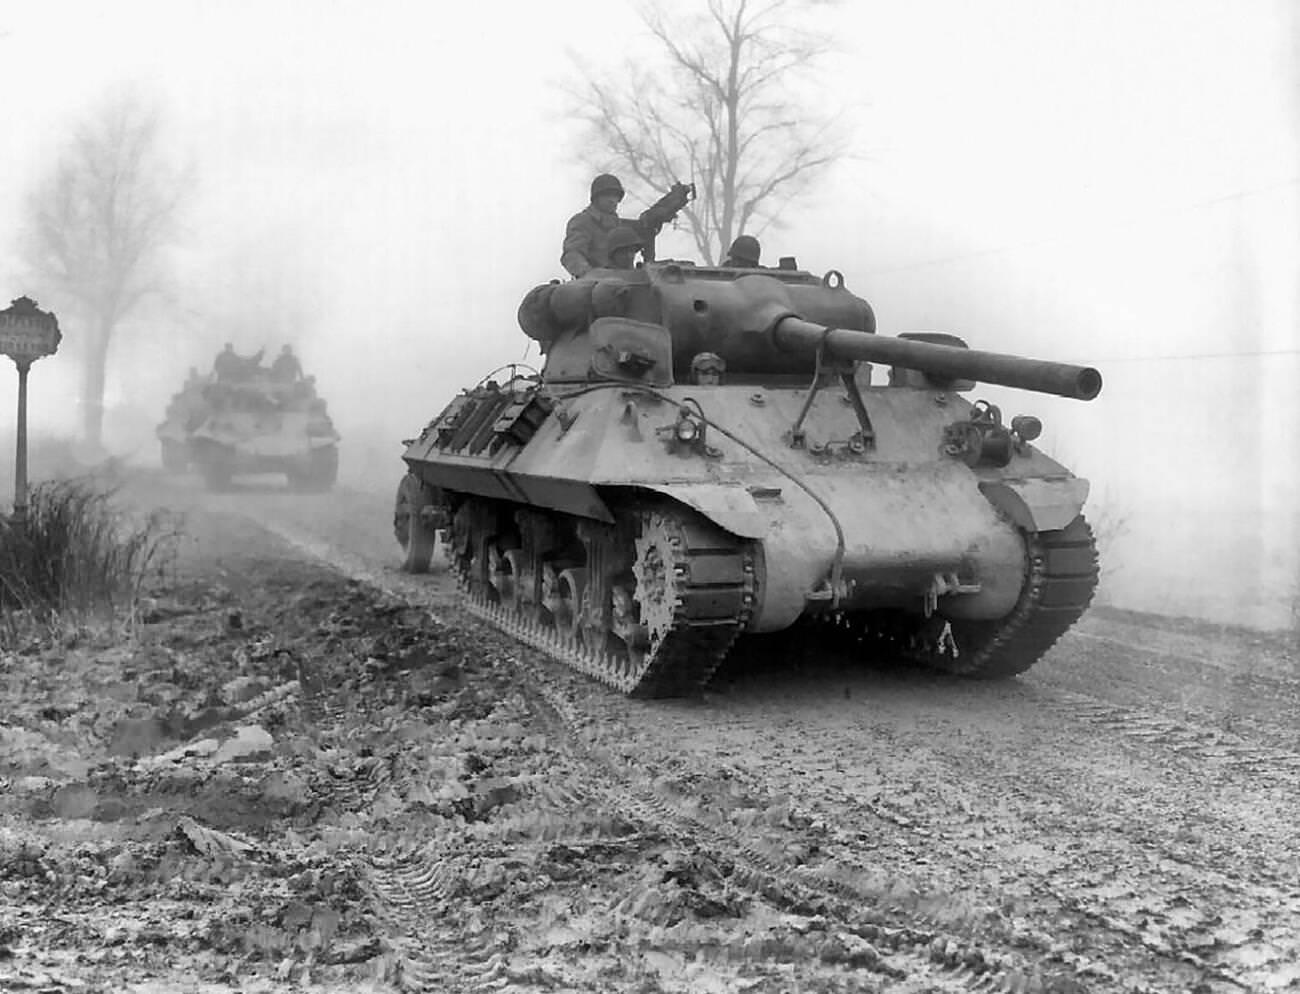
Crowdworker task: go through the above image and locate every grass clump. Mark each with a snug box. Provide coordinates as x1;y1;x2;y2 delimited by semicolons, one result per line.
0;478;178;636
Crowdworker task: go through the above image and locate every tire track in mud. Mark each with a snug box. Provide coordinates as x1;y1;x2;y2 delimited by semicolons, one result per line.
284;634;538;994
630;677;1298;994
733;625;1300;991
1018;638;1300;986
512;659;1076;994
258;516;1112;994
246;498;1296;993
1024;685;1300;775
811;618;1300;775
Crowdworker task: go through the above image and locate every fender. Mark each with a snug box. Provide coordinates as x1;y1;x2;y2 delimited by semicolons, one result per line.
979;477;1090;533
638;482;766;539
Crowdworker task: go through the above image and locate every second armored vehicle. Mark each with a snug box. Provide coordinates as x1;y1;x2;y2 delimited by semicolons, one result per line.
158;365;340;491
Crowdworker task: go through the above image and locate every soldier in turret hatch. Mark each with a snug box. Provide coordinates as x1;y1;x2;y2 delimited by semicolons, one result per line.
213;343;241;381
560;173;694;278
271;344;303;382
691;352;726;386
722;234;762;268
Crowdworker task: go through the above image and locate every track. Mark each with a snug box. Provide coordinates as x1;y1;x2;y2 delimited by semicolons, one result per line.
878;516;1101;679
450;501;757;697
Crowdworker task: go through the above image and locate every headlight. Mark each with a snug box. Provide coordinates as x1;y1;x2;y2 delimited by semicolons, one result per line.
675;417;700;442
1011;415;1042;441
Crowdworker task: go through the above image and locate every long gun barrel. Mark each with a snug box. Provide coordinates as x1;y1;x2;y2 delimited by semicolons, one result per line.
519;270;1102;400
773;317;1102;401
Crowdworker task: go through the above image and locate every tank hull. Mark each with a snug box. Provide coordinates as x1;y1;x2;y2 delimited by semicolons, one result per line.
403;379;1091;647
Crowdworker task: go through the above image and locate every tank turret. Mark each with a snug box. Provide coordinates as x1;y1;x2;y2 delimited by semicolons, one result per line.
400;260;1103;697
519;264;1099;400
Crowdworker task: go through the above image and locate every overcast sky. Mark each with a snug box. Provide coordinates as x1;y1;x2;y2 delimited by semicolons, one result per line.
1;0;1296;622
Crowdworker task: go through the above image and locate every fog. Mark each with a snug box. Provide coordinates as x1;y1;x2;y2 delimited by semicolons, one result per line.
1;0;1296;627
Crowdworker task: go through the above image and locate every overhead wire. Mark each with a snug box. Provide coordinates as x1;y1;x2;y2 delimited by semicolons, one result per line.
1071;348;1300;365
858;175;1300;278
852;178;1300;367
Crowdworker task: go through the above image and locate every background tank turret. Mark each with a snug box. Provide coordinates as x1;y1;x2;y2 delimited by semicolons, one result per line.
398;260;1103;697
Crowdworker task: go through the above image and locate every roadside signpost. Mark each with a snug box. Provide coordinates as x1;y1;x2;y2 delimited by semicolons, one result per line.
0;296;63;529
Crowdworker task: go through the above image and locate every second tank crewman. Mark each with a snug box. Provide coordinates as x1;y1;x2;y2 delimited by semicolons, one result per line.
271;344;303;382
722;234;762;268
605;226;644;270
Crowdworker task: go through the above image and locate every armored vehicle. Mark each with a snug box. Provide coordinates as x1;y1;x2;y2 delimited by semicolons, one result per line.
158;370;340;491
396;260;1102;696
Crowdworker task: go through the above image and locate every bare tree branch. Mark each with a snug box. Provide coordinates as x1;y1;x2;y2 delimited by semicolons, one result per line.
19;86;190;447
566;0;848;265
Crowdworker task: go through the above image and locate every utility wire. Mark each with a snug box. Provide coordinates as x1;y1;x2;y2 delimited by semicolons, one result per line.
860;176;1300;277
1069;348;1300;364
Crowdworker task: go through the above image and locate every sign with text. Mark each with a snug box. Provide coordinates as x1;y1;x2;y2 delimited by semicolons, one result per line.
0;296;62;362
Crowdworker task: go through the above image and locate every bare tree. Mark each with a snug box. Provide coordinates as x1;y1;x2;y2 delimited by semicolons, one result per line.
568;0;848;264
21;86;190;448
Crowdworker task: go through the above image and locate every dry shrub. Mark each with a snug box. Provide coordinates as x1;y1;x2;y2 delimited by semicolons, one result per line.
0;478;178;635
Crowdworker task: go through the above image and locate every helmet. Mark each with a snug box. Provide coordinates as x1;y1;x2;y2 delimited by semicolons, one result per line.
690;351;726;373
590;173;625;200
607;226;643;253
726;234;761;265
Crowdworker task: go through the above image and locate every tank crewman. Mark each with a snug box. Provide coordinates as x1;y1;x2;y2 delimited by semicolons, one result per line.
690;352;726;386
292;374;319;405
560;173;694;278
606;226;644;270
213;343;242;381
721;234;762;268
271;344;303;382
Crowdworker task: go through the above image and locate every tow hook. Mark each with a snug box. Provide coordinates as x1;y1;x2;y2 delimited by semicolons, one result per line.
924;572;980;617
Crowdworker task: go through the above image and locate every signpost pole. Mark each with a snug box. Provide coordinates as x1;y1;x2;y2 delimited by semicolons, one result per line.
13;359;31;529
0;297;63;532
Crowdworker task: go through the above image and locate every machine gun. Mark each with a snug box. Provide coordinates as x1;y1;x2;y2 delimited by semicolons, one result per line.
637;181;695;261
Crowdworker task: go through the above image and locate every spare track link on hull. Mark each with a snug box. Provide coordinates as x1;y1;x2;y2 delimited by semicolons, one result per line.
456;505;756;698
916;515;1099;678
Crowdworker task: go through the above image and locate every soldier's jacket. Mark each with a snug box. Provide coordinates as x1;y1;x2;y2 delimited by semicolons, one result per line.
213;353;242;381
272;354;302;382
561;206;660;278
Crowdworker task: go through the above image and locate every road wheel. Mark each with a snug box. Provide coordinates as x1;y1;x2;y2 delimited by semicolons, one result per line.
394;473;437;573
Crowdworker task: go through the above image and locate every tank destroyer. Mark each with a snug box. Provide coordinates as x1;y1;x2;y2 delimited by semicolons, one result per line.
157;364;340;492
396;260;1102;696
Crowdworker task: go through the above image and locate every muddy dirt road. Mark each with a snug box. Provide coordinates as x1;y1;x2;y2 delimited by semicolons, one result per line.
3;477;1298;993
